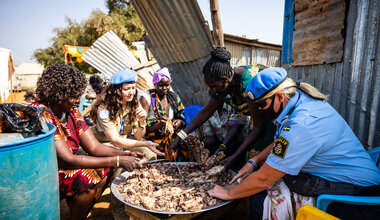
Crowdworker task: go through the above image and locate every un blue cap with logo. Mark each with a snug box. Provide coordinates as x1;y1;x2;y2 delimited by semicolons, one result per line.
245;67;288;101
110;69;138;85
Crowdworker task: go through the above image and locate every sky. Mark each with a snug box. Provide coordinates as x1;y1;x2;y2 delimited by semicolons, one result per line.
0;0;284;65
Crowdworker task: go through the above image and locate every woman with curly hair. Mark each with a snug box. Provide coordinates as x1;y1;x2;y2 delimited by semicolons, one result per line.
31;64;144;219
90;69;164;160
169;47;274;171
140;67;187;161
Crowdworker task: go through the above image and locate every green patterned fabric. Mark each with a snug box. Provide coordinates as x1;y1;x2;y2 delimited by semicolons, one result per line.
211;64;268;116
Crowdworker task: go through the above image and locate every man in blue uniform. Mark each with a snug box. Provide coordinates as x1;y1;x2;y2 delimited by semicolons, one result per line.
208;67;380;219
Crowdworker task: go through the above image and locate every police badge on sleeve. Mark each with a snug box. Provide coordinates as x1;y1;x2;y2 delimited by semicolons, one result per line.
273;136;289;159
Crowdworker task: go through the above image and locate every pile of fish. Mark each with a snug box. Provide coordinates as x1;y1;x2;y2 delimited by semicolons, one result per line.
117;134;230;213
117;163;232;212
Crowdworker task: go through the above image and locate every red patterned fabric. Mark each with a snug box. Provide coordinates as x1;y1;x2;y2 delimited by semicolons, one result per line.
31;102;112;198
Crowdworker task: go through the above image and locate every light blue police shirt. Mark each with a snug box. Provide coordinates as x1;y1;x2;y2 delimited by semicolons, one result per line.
265;91;380;187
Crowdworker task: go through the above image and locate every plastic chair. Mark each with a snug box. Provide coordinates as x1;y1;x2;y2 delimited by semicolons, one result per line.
183;105;202;126
316;147;380;212
296;205;339;220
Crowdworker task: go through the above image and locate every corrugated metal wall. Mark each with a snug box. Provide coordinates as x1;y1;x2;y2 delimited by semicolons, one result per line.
82;31;158;91
252;48;281;67
131;0;213;66
225;41;244;66
283;0;380;148
131;0;213;106
225;41;281;68
292;0;345;66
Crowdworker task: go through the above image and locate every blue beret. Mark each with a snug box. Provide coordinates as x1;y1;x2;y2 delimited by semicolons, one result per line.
110;69;138;85
246;67;288;101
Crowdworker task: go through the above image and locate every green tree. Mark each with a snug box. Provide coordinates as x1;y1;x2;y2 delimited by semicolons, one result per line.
33;1;145;74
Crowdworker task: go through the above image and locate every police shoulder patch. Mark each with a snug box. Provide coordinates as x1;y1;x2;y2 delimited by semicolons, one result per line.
99;109;109;120
272;136;289;159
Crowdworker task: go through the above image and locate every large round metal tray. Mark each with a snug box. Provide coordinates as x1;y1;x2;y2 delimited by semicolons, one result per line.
111;162;233;215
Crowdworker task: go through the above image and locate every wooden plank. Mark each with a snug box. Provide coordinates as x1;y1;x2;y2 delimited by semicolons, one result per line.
123;198;249;220
124;205;200;220
131;59;158;71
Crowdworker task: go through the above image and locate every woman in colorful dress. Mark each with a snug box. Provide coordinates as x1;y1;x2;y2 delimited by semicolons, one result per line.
140;67;187;161
32;64;144;220
90;69;164;161
169;47;273;168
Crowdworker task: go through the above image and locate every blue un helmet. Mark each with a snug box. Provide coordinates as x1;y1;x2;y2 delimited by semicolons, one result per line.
245;67;288;102
110;69;138;85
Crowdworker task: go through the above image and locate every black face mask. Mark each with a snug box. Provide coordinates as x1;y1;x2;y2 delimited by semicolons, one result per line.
258;95;284;120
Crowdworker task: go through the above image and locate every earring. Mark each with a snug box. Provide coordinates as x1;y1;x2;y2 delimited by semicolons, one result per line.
223;81;229;90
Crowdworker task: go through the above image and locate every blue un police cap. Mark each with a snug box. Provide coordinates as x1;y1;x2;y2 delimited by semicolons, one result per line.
110;69;138;85
245;67;288;101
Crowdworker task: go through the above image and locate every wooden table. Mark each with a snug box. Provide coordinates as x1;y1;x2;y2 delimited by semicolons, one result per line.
124;198;250;220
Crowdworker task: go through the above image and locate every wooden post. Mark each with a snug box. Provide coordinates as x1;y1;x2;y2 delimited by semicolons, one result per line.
210;0;224;47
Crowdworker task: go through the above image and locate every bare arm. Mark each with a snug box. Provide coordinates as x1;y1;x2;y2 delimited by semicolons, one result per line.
80;129;140;157
55;132;143;171
133;106;147;140
251;141;274;165
183;98;222;133
229;141;274;184
208;163;286;200
223;98;265;168
104;128;164;156
168;98;222;154
222;125;243;148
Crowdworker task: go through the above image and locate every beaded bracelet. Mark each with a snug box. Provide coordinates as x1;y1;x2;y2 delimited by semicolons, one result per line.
177;130;188;140
247;158;257;168
116;156;120;167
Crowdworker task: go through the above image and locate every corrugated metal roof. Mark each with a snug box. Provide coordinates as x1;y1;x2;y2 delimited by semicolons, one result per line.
130;1;283;106
284;0;380;147
225;40;281;67
292;0;345;66
131;0;214;66
223;33;282;51
131;0;213;106
82;30;158;91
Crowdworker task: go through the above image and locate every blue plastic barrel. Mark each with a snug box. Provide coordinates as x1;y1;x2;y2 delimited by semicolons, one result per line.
0;123;59;219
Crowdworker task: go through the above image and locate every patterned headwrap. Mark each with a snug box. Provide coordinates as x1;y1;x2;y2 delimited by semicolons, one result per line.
152;67;172;85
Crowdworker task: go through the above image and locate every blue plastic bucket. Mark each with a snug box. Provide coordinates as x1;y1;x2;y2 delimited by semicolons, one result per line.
0;123;59;219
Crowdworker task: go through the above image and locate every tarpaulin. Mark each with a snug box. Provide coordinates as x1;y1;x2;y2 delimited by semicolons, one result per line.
64;45;90;63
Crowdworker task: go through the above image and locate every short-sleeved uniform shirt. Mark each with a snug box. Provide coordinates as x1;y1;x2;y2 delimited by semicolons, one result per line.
266;91;380;187
91;104;138;142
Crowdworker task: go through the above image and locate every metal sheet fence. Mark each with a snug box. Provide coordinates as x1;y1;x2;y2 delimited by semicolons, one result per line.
284;0;379;148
